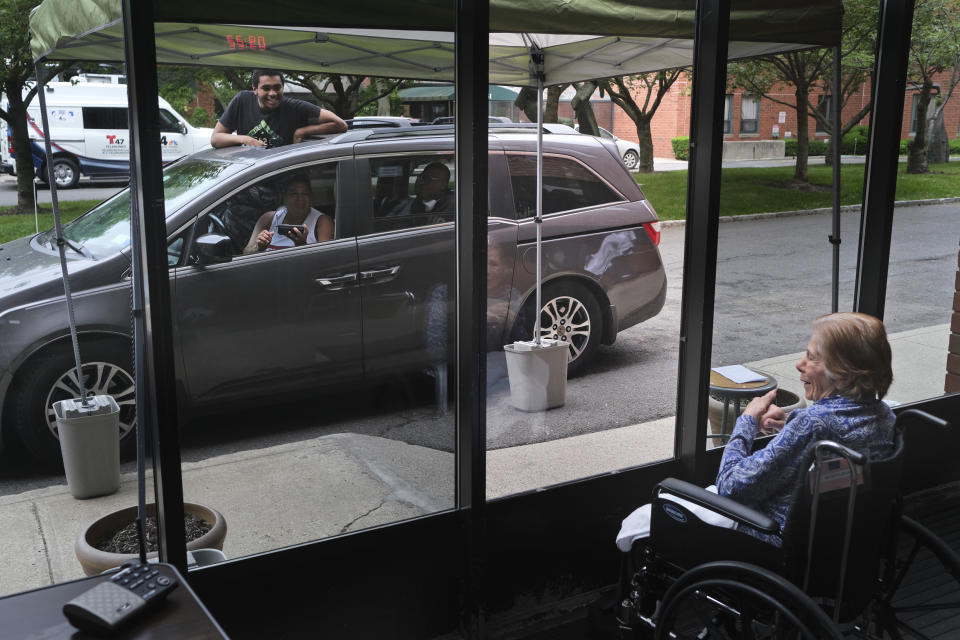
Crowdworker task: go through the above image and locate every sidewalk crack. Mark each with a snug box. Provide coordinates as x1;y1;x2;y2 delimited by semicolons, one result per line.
339;500;386;535
31;502;54;584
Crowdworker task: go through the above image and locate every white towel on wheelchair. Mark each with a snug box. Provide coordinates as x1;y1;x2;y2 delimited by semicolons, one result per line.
616;485;737;552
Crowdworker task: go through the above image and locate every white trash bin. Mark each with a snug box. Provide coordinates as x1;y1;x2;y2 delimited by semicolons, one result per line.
503;339;569;411
54;395;121;499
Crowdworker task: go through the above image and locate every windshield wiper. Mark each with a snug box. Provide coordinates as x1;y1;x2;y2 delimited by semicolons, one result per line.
56;236;94;259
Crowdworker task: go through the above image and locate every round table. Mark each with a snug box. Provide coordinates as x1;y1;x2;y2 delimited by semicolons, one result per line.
708;369;778;438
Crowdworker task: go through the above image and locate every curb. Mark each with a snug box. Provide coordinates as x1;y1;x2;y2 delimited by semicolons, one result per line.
658;196;960;228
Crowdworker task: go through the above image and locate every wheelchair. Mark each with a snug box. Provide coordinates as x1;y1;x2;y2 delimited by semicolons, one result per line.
616;409;960;639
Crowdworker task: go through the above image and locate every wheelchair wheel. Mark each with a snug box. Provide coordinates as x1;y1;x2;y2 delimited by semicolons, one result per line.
654;561;843;640
870;515;960;639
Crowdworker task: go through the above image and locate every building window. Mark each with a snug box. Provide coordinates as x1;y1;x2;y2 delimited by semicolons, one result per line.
816;95;830;134
740;95;759;134
723;94;733;133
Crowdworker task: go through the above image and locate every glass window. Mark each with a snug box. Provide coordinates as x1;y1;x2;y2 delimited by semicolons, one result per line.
740;95;759;134
368;154;455;232
199;164;338;256
82;106;128;129
506;153;622;217
158;109;184;133
724;94;733;134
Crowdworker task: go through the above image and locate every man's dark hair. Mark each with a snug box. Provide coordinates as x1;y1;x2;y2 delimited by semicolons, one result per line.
251;69;285;89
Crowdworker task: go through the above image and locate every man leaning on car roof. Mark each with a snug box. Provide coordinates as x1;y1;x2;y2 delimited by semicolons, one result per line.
211;69;347;149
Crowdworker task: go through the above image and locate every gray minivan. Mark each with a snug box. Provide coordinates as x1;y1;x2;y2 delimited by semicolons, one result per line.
0;126;666;463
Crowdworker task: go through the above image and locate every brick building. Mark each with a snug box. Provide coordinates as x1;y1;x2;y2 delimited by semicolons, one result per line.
584;69;959;159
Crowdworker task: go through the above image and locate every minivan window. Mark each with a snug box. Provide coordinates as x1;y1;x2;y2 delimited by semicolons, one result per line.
54;159;245;259
506;153;622;217
158;109;184;133
82;106;128;129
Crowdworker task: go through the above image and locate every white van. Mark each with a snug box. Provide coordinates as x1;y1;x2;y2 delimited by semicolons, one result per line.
0;82;213;188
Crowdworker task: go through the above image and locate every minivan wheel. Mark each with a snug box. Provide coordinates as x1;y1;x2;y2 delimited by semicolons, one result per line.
514;281;603;377
12;342;136;466
42;157;80;189
622;150;639;170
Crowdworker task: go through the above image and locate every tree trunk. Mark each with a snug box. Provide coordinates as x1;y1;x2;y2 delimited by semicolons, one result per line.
544;86;563;123
514;87;539;122
793;84;810;183
927;107;949;164
907;82;932;174
571;81;598;135
376;79;391;116
635;118;654;173
5;89;37;213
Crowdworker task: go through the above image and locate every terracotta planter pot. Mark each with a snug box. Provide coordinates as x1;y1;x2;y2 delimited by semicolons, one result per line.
75;502;226;576
708;388;806;437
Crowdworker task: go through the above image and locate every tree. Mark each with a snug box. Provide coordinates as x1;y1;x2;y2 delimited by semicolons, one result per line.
570;81;599;135
513;85;565;123
0;0;66;213
600;69;686;173
727;0;878;183
905;0;960;173
283;74;411;119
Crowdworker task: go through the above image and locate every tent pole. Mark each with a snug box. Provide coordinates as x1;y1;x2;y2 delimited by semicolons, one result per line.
33;62;90;406
830;45;842;313
531;48;544;345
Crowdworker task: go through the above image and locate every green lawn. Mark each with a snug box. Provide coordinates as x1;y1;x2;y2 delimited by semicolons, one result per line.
636;162;960;221
0;201;97;244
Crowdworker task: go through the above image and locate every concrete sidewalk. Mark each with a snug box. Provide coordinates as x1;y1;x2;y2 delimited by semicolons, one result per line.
0;324;949;596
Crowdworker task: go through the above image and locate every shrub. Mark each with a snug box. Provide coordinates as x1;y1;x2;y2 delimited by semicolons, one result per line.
784;138;827;156
671;136;689;160
808;139;829;156
188;106;213;128
900;139;910;155
841;126;870;155
949;138;960;155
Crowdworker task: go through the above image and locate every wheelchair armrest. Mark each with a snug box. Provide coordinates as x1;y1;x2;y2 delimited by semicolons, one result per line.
656;478;779;534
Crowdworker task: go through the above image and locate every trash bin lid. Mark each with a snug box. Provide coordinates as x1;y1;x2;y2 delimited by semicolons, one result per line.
56;395;119;418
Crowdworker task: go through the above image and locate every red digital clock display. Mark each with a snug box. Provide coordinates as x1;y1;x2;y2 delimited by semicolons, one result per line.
227;35;267;51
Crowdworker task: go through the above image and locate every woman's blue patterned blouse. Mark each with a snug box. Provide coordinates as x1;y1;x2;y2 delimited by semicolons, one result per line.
716;395;895;545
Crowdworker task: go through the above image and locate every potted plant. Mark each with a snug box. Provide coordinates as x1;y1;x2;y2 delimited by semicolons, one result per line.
75;502;226;576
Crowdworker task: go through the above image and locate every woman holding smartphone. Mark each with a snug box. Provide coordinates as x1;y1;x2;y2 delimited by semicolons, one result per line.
243;176;334;253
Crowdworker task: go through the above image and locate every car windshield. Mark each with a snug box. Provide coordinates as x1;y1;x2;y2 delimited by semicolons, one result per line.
54;158;244;259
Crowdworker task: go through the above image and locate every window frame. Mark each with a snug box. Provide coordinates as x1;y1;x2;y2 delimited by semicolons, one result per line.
739;94;759;135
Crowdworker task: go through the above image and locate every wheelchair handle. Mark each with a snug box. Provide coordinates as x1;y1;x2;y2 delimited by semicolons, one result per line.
812;440;866;465
895;408;950;430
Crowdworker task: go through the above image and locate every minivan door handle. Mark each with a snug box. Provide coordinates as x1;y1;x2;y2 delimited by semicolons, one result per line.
314;273;358;290
359;265;401;283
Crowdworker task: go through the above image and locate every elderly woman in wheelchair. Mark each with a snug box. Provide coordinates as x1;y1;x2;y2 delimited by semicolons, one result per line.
614;312;939;639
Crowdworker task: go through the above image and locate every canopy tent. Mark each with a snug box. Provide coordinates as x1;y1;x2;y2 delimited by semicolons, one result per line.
399;84;519;102
30;0;842;87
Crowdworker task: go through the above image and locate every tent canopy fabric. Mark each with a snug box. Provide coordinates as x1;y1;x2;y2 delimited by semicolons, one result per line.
399;84;518;102
30;0;842;86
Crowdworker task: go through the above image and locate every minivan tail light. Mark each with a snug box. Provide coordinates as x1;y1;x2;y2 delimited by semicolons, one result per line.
643;220;661;246
7;133;13;155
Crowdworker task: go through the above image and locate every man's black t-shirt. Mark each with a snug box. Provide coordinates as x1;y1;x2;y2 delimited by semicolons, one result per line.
218;92;323;148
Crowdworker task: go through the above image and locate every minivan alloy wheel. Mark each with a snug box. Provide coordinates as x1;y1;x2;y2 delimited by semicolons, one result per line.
43;361;136;442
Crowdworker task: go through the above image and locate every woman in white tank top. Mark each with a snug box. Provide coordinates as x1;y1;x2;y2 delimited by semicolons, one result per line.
243;178;334;254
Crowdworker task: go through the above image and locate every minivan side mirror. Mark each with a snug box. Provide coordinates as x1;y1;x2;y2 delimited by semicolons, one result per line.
191;233;233;265
179;122;187;135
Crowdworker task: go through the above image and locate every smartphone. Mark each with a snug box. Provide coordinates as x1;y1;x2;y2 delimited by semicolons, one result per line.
276;223;306;237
